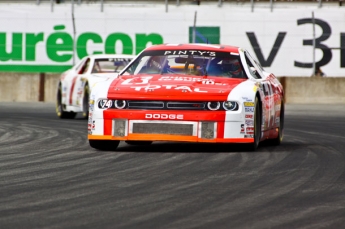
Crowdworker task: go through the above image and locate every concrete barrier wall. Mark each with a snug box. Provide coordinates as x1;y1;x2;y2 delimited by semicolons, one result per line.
0;73;60;102
279;77;345;104
0;73;344;104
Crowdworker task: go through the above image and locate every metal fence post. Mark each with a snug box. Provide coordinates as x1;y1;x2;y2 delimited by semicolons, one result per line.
39;73;45;102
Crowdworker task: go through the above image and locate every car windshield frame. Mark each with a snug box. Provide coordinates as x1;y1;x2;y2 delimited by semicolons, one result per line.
121;50;248;79
92;58;133;73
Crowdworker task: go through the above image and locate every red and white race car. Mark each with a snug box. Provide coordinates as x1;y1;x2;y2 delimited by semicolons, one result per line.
88;44;284;151
56;54;135;119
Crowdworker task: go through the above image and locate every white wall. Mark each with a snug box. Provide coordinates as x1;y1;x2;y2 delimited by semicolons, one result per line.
0;2;344;76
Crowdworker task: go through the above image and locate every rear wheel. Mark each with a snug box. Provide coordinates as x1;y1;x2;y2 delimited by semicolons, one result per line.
89;140;120;151
125;141;153;146
56;84;76;119
81;84;89;119
268;101;284;146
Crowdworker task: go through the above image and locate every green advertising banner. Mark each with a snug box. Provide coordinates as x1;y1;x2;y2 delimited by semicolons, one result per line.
189;27;220;44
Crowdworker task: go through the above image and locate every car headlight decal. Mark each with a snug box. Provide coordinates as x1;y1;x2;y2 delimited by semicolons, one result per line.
207;102;221;111
97;100;238;111
98;99;113;109
114;100;126;109
223;101;238;111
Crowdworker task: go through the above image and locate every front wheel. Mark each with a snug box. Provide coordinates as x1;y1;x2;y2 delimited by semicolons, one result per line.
56;83;76;119
89;140;120;151
247;97;261;151
81;84;89;119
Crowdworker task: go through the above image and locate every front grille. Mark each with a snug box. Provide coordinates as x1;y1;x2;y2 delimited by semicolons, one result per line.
167;102;205;109
127;101;206;110
132;122;195;136
128;101;164;109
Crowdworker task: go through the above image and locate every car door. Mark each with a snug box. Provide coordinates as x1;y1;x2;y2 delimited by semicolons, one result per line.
243;51;276;130
69;58;91;107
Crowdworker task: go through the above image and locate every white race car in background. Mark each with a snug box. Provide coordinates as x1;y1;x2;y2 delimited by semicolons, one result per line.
56;54;135;119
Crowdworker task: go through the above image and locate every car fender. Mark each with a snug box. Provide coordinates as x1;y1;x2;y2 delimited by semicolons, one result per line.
88;79;114;135
220;79;258;138
88;73;119;90
58;79;69;106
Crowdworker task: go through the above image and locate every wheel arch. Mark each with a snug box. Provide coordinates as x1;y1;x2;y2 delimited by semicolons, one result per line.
57;81;65;105
255;91;264;142
255;91;263;116
81;81;90;119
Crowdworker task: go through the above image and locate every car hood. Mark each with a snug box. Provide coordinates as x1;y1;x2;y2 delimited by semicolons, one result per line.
107;74;247;100
91;73;119;78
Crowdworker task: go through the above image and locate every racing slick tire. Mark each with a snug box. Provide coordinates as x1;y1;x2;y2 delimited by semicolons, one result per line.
89;140;120;151
56;83;77;119
81;84;89;119
247;96;261;151
125;141;153;146
268;101;285;146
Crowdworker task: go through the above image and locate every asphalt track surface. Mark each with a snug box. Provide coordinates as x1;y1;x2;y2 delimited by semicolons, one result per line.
0;102;344;229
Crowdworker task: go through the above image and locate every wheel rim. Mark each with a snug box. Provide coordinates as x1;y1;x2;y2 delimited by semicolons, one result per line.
279;103;284;141
56;86;63;116
82;85;89;118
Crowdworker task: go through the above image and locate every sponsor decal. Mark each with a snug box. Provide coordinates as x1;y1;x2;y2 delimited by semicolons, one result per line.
113;58;132;62
0;25;163;72
1;18;345;76
89;100;95;111
244;134;254;138
240;124;245;134
242;97;253;102
246;127;254;134
130;85;208;93
245;107;254;112
163;50;216;56
244;102;254;107
88;120;95;134
245;119;254;126
245;114;253;119
188;27;220;44
99;99;113;109
122;76;221;92
122;76;153;85
158;76;226;85
145;114;184;120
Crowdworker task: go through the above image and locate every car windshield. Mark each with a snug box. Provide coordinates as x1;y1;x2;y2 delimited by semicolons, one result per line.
92;58;132;73
121;50;247;79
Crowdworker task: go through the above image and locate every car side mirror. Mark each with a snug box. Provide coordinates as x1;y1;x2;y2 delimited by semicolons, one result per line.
249;67;257;75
